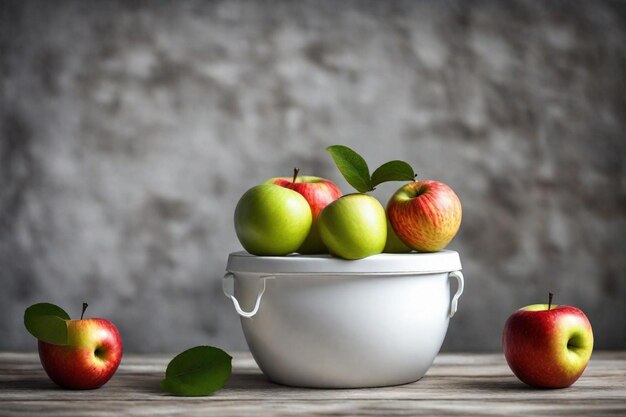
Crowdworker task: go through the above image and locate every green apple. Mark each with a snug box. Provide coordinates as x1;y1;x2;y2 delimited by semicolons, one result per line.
234;184;312;256
383;218;412;253
318;194;387;260
266;171;342;254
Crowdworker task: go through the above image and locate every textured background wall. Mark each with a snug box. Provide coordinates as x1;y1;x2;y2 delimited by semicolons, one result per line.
1;0;625;353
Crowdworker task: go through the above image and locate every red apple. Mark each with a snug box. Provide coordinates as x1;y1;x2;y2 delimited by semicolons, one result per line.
38;304;123;390
267;168;342;254
502;294;594;388
386;180;462;252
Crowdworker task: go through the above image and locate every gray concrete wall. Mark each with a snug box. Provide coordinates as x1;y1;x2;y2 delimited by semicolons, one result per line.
1;0;625;353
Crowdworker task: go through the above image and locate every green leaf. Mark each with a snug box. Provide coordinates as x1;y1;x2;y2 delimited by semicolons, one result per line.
371;160;416;188
24;303;70;345
326;145;372;193
161;346;232;396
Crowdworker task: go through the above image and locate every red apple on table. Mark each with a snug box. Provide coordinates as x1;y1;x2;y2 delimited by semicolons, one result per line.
387;180;462;252
267;168;342;254
502;293;594;388
26;302;123;390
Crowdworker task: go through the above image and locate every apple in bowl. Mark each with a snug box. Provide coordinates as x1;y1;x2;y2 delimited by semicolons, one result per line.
266;169;342;254
383;218;412;253
387;180;462;252
234;183;313;256
318;193;387;260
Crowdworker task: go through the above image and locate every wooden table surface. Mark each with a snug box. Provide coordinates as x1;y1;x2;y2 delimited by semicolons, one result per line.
1;351;625;416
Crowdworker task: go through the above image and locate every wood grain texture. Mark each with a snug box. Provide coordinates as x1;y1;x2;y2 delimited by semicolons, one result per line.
1;352;625;416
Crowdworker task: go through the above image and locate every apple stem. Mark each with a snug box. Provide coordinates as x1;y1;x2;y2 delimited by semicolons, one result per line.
292;167;300;183
81;303;88;320
548;292;553;311
413;173;418;182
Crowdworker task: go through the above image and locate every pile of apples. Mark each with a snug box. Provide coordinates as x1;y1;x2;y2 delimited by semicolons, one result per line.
234;146;462;260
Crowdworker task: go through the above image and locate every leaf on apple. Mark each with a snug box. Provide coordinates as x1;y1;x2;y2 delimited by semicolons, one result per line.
24;303;70;345
326;145;416;193
161;346;232;396
371;160;416;188
326;145;372;193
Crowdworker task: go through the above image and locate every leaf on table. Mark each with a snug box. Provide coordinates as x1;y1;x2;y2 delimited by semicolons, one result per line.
371;160;416;188
161;346;232;396
326;145;372;193
24;303;70;345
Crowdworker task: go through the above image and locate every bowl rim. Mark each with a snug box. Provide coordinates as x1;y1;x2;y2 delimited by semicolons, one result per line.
226;250;462;275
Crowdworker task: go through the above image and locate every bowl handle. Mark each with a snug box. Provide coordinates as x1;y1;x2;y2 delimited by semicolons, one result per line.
448;271;464;318
222;272;274;319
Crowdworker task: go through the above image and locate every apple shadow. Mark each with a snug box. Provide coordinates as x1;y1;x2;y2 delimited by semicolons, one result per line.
452;378;544;392
133;381;167;395
0;377;62;391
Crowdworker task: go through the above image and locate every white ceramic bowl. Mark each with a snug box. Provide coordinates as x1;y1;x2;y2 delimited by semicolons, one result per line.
224;251;464;388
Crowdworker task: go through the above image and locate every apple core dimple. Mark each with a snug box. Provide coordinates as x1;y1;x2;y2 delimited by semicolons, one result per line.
94;347;106;359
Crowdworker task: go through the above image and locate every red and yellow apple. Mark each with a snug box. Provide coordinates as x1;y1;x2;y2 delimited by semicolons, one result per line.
266;169;342;254
38;316;123;390
387;180;462;252
25;303;123;390
502;295;594;388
